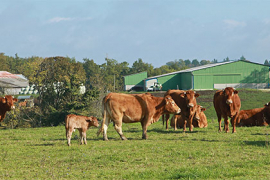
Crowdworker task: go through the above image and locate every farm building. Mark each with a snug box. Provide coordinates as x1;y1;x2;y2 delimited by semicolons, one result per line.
143;60;269;91
123;71;147;91
0;71;29;95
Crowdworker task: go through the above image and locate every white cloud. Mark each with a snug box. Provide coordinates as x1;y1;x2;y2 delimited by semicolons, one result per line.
223;19;246;29
47;17;92;23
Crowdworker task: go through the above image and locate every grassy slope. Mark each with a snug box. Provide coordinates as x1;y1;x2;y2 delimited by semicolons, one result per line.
0;89;270;179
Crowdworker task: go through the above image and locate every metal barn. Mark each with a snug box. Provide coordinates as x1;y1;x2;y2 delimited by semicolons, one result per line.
145;60;269;91
123;71;147;91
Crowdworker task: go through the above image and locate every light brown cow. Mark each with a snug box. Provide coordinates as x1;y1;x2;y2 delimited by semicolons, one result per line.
0;95;18;124
213;87;241;133
163;90;200;132
236;102;270;127
65;114;99;146
170;105;207;129
97;92;181;140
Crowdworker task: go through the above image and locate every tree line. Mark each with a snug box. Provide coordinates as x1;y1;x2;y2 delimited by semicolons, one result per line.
0;53;257;127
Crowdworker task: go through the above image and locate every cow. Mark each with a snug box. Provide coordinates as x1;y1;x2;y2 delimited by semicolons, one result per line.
236;102;270;127
163;90;200;132
65;114;99;146
0;95;18;124
18;100;27;107
97;92;181;140
213;87;241;133
170;105;207;129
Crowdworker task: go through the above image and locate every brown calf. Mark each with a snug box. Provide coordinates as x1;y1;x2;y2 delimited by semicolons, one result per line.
65;114;99;146
170;105;207;129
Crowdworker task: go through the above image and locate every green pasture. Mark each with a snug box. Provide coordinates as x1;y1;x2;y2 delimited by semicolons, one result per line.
1;89;270;179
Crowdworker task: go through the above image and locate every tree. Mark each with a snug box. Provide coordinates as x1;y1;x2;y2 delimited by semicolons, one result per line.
223;57;230;62
33;56;86;125
212;59;218;63
192;59;200;67
184;59;191;67
264;59;269;66
239;55;246;61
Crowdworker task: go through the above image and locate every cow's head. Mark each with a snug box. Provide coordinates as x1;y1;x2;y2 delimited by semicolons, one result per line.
2;95;18;110
86;116;99;127
180;90;200;108
223;87;238;105
164;95;181;114
193;105;207;128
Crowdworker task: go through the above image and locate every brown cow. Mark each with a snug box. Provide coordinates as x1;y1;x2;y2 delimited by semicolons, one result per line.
163;90;200;132
236;102;270;127
170;105;207;129
97;92;181;140
0;95;18;124
213;87;241;133
65;114;99;146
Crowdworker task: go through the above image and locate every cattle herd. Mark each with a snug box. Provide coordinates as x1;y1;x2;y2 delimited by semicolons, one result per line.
0;87;270;146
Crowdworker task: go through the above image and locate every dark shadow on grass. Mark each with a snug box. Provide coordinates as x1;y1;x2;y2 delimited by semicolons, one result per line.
29;143;55;146
243;141;268;147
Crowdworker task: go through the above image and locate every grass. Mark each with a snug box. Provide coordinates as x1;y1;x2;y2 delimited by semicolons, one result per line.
0;89;270;179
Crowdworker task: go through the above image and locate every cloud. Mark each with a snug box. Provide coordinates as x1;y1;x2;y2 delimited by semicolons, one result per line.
47;17;92;23
223;19;246;29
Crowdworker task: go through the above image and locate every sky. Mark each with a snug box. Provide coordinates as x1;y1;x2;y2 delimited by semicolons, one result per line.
1;0;270;68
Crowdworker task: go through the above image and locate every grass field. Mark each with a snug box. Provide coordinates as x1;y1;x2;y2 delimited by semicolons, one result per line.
1;89;270;179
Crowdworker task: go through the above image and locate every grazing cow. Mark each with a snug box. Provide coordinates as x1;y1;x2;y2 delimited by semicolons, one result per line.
0;95;18;123
97;92;181;140
170;105;208;129
213;87;241;133
163;90;200;132
65;114;99;146
236;102;270;127
19;100;27;107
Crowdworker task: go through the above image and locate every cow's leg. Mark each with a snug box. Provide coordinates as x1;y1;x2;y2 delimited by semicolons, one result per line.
188;114;195;132
114;121;127;140
82;129;87;145
231;115;237;133
141;122;149;139
183;119;187;132
66;128;73;146
103;117;110;141
224;117;230;133
79;129;84;145
173;115;178;131
165;114;170;130
217;114;222;132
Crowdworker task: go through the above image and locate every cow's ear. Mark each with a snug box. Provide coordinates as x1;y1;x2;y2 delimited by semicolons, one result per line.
180;92;185;98
86;119;92;122
201;108;206;112
2;97;6;103
195;93;200;98
264;102;270;107
234;90;238;94
13;98;18;102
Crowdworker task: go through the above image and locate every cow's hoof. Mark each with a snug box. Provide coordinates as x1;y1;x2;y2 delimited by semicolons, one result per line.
103;138;109;141
121;136;128;140
142;136;148;140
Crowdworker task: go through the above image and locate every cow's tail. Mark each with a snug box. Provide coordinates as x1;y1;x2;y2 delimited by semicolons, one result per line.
97;106;106;137
64;115;69;129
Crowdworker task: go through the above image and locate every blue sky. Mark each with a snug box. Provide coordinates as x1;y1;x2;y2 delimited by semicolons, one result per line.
1;0;270;67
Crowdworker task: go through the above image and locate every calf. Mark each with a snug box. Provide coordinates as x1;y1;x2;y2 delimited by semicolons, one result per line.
170;105;207;129
236;102;270;127
65;114;99;146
